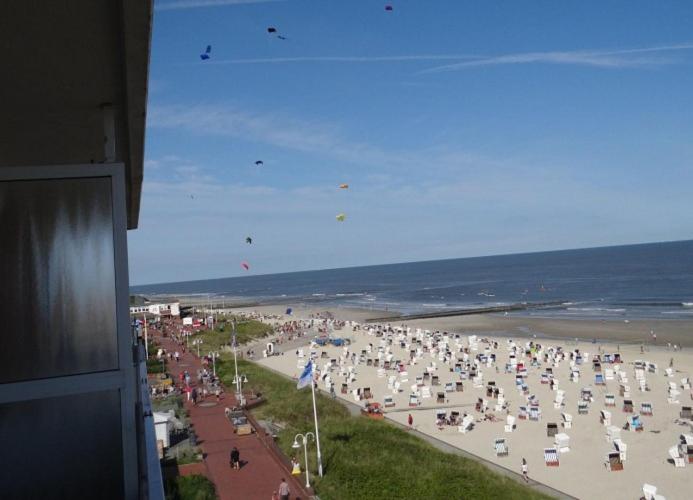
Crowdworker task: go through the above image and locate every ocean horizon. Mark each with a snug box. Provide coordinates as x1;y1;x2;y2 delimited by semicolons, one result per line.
131;239;693;320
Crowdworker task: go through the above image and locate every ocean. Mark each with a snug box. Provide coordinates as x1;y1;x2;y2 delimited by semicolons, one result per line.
131;240;693;320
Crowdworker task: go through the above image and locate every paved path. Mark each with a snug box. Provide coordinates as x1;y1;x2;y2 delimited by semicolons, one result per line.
155;334;311;500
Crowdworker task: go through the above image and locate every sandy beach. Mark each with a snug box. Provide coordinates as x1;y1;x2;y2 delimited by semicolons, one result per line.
246;305;693;500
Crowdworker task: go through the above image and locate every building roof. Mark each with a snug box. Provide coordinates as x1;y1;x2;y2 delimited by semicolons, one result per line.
0;1;153;229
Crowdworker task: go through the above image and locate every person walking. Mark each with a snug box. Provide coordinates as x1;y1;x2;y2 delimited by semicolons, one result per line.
230;446;240;470
191;387;198;406
521;458;529;482
278;478;290;500
408;413;413;428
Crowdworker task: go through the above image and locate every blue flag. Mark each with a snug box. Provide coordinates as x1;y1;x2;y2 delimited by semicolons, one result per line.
297;360;313;389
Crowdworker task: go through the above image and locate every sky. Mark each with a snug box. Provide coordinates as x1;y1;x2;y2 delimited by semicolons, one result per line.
129;0;693;285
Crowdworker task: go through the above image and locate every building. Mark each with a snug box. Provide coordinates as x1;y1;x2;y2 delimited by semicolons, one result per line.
131;302;182;317
0;2;159;499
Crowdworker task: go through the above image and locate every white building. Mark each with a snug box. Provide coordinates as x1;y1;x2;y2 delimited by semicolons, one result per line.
130;302;180;317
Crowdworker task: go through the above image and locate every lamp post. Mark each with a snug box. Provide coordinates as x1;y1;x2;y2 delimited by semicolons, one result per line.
232;374;248;406
292;432;315;488
192;338;203;358
209;351;220;377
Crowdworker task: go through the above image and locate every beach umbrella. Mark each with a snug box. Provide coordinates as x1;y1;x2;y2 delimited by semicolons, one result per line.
200;45;211;60
336;213;346;222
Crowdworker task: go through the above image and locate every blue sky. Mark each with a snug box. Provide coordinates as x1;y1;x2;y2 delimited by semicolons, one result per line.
129;0;693;285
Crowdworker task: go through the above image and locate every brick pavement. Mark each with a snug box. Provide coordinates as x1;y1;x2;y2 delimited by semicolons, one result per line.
155;334;311;500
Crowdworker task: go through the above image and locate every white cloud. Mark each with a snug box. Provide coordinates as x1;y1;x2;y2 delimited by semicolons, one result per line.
421;43;693;73
155;0;282;11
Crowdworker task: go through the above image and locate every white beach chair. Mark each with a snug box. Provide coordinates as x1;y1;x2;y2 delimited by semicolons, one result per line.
543;448;559;467
494;438;508;457
505;415;516;433
600;410;611;426
554;432;570;453
561;413;572;429
669;446;685;468
606;425;621;443
421;386;431;399
459;415;474;433
614;438;627;461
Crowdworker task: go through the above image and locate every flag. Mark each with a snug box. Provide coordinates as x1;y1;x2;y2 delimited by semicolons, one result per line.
297;360;313;389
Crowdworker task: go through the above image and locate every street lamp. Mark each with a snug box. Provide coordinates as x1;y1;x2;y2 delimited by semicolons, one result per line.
192;338;203;358
292;432;315;488
209;351;220;377
232;374;248;406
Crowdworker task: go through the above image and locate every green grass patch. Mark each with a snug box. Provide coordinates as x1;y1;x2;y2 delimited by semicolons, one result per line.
152;395;189;427
196;318;274;352
217;358;551;500
165;474;216;500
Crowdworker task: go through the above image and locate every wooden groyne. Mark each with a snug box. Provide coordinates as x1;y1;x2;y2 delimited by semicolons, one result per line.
365;301;566;322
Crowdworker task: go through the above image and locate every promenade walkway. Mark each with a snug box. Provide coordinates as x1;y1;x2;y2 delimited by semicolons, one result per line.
154;333;311;500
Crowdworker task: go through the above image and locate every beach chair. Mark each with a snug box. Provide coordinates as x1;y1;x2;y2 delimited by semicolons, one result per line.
529;405;541;421
540;372;550;384
494;438;509;457
367;359;373;367
432;375;440;386
543;448;559;467
614;438;627;461
421;386;431;399
505;415;516;433
578;401;589;415
364;387;373;399
561;412;572;429
518;405;528;420
444;382;454;393
570;369;580;383
606;425;621;443
642;484;657;500
408;394;420;407
604;394;616;407
415;375;424;386
623;399;634;413
383;395;395;408
680;406;692;419
459;415;474;434
682;378;691;390
628;415;643;432
595;373;605;386
605;368;614;380
593;361;602;373
436;392;446;403
455;381;464;392
546;422;558;437
600;410;611;426
554;433;570;453
669;446;686;468
581;387;593;402
606;452;623;471
640;402;653;416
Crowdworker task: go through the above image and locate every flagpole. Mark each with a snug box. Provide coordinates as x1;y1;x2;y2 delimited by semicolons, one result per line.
310;367;324;477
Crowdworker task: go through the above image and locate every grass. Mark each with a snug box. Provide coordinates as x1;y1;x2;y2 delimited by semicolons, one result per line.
165;474;216;500
195;318;274;352
216;358;551;500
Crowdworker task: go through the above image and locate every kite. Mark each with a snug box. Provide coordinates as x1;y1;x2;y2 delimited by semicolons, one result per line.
246;237;252;244
200;45;212;60
336;213;346;222
255;160;264;166
241;261;250;271
339;184;349;189
385;5;393;11
286;307;293;315
267;27;287;39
